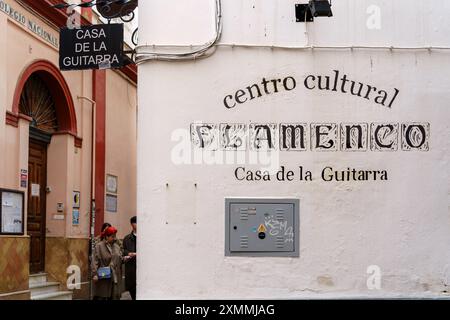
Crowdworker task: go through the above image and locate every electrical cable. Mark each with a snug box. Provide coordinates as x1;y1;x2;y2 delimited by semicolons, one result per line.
135;0;450;65
135;0;223;63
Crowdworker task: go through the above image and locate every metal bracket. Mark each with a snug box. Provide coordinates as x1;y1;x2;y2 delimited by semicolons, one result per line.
123;50;136;65
295;4;314;22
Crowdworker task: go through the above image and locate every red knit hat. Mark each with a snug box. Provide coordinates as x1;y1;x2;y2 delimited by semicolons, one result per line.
102;226;117;237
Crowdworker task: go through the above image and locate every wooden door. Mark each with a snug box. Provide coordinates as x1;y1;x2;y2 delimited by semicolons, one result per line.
28;139;47;274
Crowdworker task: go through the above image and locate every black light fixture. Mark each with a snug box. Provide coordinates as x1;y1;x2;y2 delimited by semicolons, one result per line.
96;0;138;21
295;0;333;22
53;0;138;22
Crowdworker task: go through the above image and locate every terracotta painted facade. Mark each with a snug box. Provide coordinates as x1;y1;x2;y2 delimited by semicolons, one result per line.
0;0;137;299
45;238;90;299
0;237;30;299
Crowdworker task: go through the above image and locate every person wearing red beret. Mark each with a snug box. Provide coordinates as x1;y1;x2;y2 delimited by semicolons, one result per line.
91;226;130;300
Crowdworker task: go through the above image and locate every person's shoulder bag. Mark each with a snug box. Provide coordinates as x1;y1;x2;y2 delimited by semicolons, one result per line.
97;266;111;279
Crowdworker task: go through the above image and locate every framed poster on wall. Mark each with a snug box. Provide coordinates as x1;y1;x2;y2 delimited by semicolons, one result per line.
106;175;118;194
0;189;25;235
73;191;80;208
72;209;80;225
106;194;117;213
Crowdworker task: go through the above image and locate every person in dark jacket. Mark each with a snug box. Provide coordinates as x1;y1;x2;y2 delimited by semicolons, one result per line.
123;216;137;300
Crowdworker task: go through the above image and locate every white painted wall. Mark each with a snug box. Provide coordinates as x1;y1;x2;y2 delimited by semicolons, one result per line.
137;0;450;298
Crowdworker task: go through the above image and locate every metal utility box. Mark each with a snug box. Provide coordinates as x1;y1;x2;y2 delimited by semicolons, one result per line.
225;198;299;257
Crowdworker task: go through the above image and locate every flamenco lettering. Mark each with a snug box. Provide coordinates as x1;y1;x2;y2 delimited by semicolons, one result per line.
190;122;430;152
223;70;399;109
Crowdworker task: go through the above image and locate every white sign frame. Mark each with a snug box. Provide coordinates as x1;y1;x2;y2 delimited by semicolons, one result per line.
0;189;25;235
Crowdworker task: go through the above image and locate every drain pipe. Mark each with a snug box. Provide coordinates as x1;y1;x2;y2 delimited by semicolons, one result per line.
77;95;96;300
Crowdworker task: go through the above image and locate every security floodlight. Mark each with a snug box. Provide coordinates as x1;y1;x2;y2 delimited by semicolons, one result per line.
309;0;333;17
295;1;333;22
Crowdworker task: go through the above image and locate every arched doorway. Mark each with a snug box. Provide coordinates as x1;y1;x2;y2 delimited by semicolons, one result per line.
12;60;77;274
21;74;56;273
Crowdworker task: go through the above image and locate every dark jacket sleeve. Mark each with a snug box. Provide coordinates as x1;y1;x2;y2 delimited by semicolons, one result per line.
122;234;131;257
